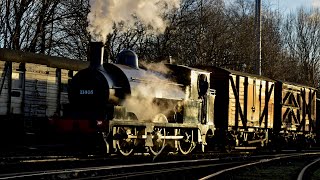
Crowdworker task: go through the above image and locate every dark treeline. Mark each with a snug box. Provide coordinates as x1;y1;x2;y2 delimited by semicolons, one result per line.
0;0;89;60
0;0;319;87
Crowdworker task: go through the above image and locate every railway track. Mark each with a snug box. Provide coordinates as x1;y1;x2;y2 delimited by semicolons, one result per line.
1;151;319;179
200;152;320;180
0;158;222;179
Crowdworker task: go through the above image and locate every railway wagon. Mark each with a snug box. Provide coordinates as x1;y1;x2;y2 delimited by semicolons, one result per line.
196;66;317;150
196;66;275;150
0;49;88;144
0;61;70;118
316;99;320;142
274;81;317;148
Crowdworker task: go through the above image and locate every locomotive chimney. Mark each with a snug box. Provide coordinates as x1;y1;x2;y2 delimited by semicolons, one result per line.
88;41;104;68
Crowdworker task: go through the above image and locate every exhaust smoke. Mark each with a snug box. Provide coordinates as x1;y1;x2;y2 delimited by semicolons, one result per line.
87;0;181;42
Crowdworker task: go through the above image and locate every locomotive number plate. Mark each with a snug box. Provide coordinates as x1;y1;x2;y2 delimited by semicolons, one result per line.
80;90;94;95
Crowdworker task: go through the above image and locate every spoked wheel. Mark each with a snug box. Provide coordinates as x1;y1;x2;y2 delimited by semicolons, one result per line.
116;127;136;156
149;128;166;156
177;129;194;155
148;113;168;156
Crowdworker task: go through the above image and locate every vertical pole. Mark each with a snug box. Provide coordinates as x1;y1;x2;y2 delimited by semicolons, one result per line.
255;0;262;75
199;0;203;64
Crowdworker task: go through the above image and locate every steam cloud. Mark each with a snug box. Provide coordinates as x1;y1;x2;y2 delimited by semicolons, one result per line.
313;0;320;8
122;63;185;121
140;60;171;74
87;0;181;42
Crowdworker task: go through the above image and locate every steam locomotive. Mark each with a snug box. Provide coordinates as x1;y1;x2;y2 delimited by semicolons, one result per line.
51;42;317;155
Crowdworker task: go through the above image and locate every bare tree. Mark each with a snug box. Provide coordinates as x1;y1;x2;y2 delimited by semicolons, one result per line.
260;9;288;79
282;8;320;87
0;0;90;60
48;0;90;60
2;0;317;88
107;22;146;62
151;0;228;65
222;0;256;71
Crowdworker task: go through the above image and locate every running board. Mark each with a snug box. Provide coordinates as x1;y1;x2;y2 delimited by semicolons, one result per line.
127;135;184;140
235;147;257;150
247;139;267;144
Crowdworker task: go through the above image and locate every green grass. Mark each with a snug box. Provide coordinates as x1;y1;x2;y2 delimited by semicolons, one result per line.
311;166;320;179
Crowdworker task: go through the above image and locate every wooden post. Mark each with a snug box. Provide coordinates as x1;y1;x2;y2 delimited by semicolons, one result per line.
56;68;61;116
6;62;12;115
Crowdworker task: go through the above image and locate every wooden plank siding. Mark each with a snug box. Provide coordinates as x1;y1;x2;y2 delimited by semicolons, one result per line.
60;69;70;115
228;74;275;130
277;82;317;133
0;61;8;114
0;49;80;119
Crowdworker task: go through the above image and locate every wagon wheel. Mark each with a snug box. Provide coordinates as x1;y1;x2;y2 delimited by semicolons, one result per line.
149;128;166;156
225;132;236;153
177;129;194;155
204;130;214;152
116;127;136;156
225;144;235;153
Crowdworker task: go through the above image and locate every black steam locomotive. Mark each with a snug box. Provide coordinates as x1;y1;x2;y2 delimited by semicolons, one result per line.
51;42;317;155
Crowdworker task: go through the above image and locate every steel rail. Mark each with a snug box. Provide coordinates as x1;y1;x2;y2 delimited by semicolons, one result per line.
76;161;245;180
199;152;320;180
0;158;219;179
297;157;320;180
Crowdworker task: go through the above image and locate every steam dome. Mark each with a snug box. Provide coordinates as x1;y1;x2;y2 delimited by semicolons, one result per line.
115;49;139;69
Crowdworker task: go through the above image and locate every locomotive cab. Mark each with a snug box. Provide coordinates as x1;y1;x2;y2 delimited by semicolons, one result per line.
166;64;215;125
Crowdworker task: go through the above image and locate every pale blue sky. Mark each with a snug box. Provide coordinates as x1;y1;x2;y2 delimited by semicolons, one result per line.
268;0;320;14
225;0;320;14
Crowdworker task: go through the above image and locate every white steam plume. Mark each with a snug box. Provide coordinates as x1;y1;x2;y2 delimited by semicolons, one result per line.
122;63;184;121
140;60;171;74
87;0;181;42
313;0;320;8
